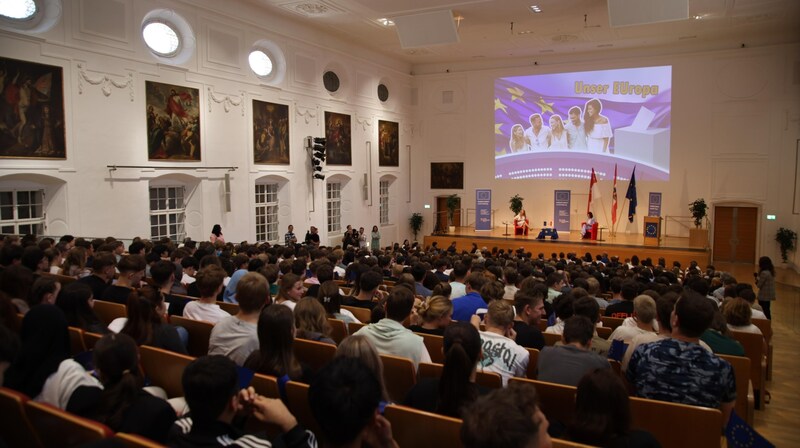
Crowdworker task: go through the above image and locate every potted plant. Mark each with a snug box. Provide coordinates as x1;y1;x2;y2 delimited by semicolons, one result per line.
409;213;424;242
689;198;707;228
509;194;524;215
688;198;709;248
446;194;459;230
775;227;797;263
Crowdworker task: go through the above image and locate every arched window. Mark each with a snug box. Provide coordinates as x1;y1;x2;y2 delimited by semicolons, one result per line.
141;9;195;64
255;182;278;243
0;189;45;235
149;185;186;241
326;181;341;234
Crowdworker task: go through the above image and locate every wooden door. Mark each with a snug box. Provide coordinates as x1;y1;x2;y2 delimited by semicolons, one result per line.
435;196;461;232
713;206;758;263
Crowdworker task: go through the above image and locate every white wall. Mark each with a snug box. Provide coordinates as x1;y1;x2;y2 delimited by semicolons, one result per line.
413;44;800;264
0;0;415;246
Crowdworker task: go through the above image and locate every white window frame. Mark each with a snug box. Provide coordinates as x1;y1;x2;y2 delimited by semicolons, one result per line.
379;179;390;226
149;186;186;241
327;181;341;234
255;183;279;243
0;189;45;235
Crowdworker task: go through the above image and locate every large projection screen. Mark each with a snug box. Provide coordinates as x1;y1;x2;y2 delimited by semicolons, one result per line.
494;66;672;181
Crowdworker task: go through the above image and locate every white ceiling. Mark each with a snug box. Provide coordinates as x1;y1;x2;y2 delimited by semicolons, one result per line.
244;0;800;67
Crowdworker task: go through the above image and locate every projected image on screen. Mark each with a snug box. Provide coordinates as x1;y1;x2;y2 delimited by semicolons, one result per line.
494;66;671;181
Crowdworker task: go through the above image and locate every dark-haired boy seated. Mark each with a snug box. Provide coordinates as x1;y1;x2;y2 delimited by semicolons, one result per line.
169;355;316;448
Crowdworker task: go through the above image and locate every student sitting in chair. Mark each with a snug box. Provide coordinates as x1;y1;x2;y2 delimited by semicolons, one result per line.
581;212;597;239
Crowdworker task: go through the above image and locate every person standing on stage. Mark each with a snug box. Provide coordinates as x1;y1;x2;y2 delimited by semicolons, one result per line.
284;225;297;246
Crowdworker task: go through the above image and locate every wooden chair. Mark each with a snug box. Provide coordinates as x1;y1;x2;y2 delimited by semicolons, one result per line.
383;404;462;448
284;381;322;437
418;363;503;390
348;321;367;335
169;315;213;357
551;440;596;448
41;272;77;286
596;326;612;339
526;347;539;379
341;304;371;323
25;400;113;447
543;332;561;346
93;300;127;326
415;332;445;364
139;345;196;398
217;301;240;315
509;378;575;426
729;330;766;409
379;353;417;402
68;326;87;355
629;397;723;448
83;331;103;350
250;373;281;399
327;318;348;343
600;316;625;330
115;433;165;448
719;354;755;425
294;337;337;372
0;387;42;448
751;318;773;379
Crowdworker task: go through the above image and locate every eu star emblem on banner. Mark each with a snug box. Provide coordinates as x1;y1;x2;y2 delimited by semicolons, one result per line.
725;411;774;448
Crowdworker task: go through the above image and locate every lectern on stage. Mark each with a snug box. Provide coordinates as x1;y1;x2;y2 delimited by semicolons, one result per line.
643;216;661;246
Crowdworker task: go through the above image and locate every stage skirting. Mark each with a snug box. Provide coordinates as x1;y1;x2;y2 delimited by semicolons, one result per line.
423;231;710;268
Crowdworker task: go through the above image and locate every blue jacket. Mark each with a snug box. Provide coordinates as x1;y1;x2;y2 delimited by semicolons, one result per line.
452;292;487;322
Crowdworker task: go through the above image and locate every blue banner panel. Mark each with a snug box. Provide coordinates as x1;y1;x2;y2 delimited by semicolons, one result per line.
554;190;571;232
476;189;492;231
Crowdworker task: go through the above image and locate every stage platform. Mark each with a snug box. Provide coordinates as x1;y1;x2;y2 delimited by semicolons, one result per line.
423;226;710;267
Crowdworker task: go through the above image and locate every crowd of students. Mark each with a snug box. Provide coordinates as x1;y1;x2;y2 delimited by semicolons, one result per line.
0;233;777;447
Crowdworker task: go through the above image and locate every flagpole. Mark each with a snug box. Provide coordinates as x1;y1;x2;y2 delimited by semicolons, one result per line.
597;195;611;237
614;198;629;235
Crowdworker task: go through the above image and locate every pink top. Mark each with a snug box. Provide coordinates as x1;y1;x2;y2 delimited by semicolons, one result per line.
210;233;225;243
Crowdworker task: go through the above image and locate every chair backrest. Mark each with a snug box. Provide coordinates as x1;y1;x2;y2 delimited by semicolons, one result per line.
729;330;765;405
383;404;462;448
347;321;367;335
551;439;596;448
379;353;417;403
415;332;445;364
250;373;281;399
139;345;196;398
600;316;625;330
0;387;41;448
475;370;503;389
591;222;599;240
115;432;165;448
25;400;113;447
169;315;213;357
543;332;561;346
418;362;442;380
596;326;612;339
41;272;77;286
217;301;240;316
83;331;103;350
294;337;337;373
284;381;322;437
93;300;128;325
629;396;723;448
508;377;576;426
68;326;87;355
750;318;772;342
526;348;539;379
327;318;347;343
341;304;371;323
718;354;754;425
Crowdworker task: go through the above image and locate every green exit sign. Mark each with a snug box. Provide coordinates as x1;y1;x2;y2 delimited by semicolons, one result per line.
766;215;776;220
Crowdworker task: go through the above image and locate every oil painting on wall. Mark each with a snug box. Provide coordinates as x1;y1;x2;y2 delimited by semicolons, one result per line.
146;81;201;161
253;100;290;164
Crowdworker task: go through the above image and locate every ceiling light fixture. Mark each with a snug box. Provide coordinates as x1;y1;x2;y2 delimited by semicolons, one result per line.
692;15;703;20
377;17;394;26
529;5;542;13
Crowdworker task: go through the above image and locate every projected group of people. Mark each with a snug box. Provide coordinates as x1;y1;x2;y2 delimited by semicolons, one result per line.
508;99;612;154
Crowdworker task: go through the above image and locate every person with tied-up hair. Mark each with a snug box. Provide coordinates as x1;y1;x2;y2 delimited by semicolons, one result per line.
404;322;489;417
66;333;176;442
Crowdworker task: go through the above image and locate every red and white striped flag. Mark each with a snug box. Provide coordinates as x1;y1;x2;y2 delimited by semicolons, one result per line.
611;164;618;226
587;168;599;214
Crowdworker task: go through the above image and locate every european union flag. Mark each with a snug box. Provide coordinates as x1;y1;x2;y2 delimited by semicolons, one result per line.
725;411;774;448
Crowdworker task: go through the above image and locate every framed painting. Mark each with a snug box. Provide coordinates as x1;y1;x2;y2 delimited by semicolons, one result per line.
431;162;464;189
324;111;351;165
253;100;290;164
146;81;201;161
378;120;399;167
0;57;66;159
